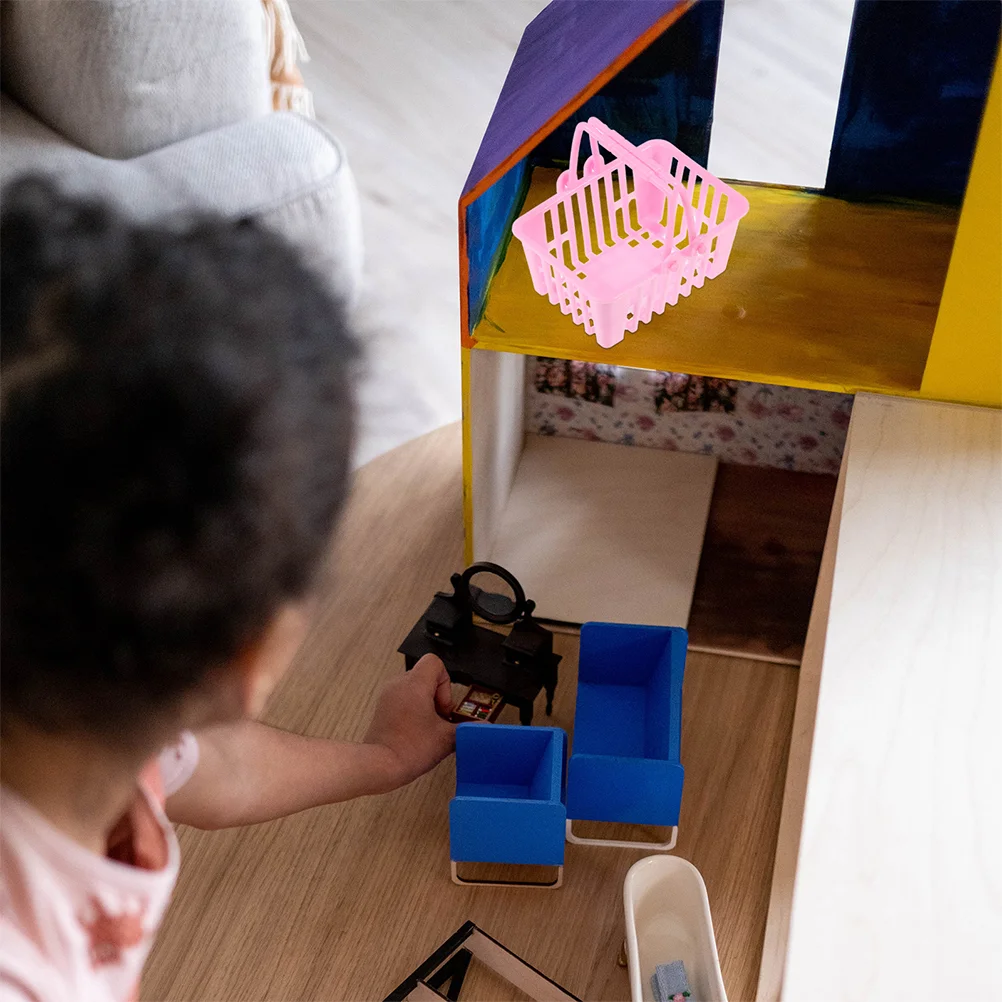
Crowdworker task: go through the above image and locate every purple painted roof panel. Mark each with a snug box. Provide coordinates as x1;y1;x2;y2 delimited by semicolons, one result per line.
463;0;684;197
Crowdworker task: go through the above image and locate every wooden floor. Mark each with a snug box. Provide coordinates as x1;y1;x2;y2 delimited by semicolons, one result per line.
688;463;838;663
143;426;797;1002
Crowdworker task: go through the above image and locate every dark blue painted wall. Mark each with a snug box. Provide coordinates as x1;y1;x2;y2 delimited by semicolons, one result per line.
465;158;531;334
529;0;725;170
826;0;1001;204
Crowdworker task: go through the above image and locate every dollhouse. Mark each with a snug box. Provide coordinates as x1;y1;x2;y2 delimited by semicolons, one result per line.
458;1;1001;998
459;0;1000;633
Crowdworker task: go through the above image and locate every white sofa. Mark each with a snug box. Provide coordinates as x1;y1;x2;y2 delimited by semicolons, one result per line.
0;0;363;305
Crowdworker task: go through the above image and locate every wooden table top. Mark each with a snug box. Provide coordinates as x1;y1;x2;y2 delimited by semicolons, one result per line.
780;395;1002;1001
143;423;795;1002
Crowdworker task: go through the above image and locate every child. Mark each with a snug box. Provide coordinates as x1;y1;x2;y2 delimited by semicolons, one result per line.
0;179;456;1002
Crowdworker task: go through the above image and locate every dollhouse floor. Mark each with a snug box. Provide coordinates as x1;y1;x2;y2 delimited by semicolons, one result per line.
475;169;959;394
688;462;839;663
487;435;838;660
144;425;798;1002
489;435;719;627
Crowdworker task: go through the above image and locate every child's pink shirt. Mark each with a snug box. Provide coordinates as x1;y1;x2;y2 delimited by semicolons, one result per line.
0;733;199;1002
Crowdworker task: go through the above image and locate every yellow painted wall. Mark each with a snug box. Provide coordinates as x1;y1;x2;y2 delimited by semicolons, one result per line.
920;55;1002;408
461;347;475;564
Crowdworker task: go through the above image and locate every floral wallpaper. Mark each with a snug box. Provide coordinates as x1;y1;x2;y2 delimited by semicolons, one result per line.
528;358;853;475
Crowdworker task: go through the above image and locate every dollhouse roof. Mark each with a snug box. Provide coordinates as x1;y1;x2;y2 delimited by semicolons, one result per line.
462;0;685;201
464;0;1001;206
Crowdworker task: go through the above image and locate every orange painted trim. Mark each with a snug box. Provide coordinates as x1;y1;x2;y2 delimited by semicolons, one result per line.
457;0;696;211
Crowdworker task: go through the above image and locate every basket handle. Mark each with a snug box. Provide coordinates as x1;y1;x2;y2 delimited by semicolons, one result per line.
566;118;703;257
566;120;593;187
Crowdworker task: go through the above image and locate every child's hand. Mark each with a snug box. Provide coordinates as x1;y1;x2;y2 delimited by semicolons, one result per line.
363;654;457;790
167;657;455;828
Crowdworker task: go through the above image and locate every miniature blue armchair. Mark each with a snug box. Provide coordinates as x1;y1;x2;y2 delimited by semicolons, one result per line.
450;723;567;887
566;622;686;850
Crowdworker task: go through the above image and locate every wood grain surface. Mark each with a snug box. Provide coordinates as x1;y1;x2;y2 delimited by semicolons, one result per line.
755;454;846;1001
143;425;796;1002
782;395;1002;1000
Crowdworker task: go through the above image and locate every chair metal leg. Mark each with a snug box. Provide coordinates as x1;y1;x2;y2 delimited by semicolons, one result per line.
450;861;563;889
564;819;678;851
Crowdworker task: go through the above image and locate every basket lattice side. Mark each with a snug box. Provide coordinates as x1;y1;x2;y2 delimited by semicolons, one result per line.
512;118;749;348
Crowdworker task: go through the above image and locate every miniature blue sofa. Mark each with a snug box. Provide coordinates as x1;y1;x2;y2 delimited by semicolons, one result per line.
566;622;686;849
449;723;567;886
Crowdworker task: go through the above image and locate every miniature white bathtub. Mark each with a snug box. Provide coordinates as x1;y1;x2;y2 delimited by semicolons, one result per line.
623;855;728;1002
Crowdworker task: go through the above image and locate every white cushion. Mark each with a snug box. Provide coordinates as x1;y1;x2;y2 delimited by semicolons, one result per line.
0;0;271;159
0;96;364;305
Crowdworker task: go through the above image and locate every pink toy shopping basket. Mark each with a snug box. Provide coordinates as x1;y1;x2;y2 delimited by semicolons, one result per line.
511;117;749;349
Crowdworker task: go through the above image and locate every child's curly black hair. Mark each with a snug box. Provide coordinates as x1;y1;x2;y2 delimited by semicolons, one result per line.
1;177;357;739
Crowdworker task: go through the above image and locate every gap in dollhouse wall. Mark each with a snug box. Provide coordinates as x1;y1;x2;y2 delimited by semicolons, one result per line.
708;0;856;188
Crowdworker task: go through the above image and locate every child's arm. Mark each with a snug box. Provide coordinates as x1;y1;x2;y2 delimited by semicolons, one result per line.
164;655;455;829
